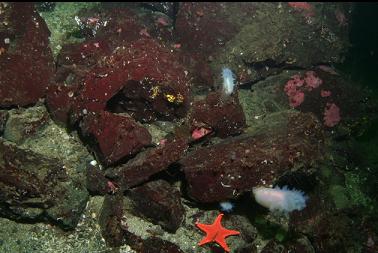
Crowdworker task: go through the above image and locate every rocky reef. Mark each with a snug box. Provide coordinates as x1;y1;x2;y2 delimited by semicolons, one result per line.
0;2;377;253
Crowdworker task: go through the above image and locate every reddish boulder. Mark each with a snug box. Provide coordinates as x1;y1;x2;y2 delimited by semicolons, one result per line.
54;7;144;86
189;91;246;138
128;180;185;233
72;37;191;123
55;39;112;88
94;8;145;46
175;3;249;56
86;163;109;195
80;111;152;166
181;111;324;203
57;39;111;68
105;138;188;188
175;3;256;89
0;3;54;107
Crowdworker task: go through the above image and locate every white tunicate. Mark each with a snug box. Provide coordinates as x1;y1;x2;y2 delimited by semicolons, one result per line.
222;67;236;96
252;186;308;213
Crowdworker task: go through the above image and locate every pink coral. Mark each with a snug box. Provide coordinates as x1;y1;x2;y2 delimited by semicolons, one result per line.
284;75;305;108
304;71;323;90
323;103;341;127
289;91;305;108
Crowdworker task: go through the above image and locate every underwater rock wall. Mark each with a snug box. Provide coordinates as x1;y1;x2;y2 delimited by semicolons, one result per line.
0;2;377;253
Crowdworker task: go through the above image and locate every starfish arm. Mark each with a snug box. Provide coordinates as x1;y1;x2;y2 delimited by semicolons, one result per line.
221;228;241;237
214;213;225;226
195;222;211;231
198;236;213;246
214;236;231;253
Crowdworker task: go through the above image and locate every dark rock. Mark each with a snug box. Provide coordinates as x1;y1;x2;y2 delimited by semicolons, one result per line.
1;105;93;229
105;138;188;188
302;211;363;253
175;2;255;90
240;68;376;138
99;193;125;247
289;192;365;253
175;3;249;57
227;215;258;244
0;111;8;135
283;237;316;253
189;91;246;138
128;180;185;233
236;244;258;253
181;111;324;203
3;106;50;144
1;105;93;173
0;139;88;229
45;83;81;125
260;240;283;253
211;3;350;84
80;111;152;166
0;3;54;107
289;68;377;133
86;164;109;195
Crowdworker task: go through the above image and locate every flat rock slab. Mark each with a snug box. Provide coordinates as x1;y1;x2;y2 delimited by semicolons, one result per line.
99;193;125;247
128;180;185;233
0;139;88;229
105;138;188;188
80;111;152;166
0;105;93;229
181;111;324;203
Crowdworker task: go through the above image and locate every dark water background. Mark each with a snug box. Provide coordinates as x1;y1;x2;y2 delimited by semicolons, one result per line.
338;3;378;198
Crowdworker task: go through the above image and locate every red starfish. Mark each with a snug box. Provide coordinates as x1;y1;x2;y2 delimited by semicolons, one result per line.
195;213;240;252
